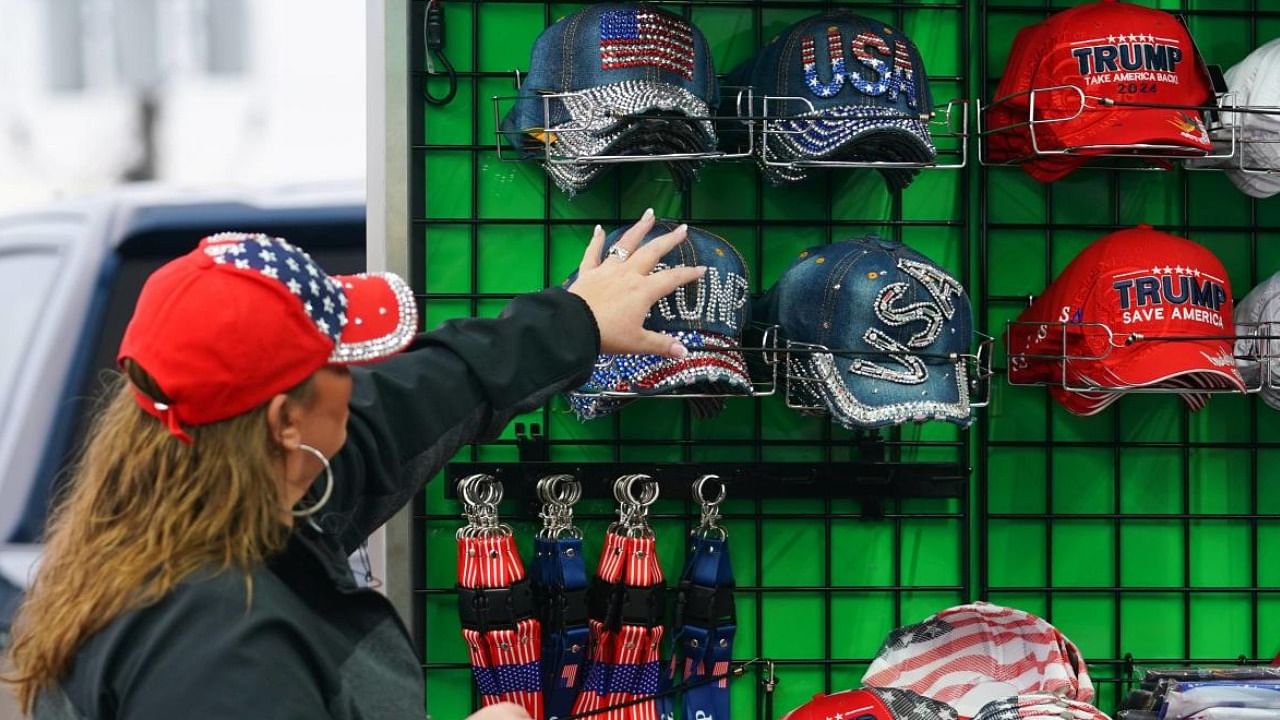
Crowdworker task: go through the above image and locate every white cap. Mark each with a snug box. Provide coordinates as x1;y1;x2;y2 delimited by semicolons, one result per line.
1234;271;1280;410
1221;39;1280;198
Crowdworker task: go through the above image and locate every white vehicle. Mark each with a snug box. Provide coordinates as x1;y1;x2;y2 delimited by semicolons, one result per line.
0;182;366;630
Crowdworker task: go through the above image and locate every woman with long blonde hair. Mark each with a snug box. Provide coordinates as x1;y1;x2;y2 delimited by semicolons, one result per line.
5;212;700;719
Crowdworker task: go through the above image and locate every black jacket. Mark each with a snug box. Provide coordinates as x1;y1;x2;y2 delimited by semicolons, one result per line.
36;289;599;720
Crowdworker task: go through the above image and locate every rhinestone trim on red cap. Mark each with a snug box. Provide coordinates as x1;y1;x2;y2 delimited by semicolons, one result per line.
328;272;419;364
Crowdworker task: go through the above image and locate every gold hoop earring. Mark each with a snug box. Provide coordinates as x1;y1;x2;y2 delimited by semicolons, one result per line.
291;444;334;518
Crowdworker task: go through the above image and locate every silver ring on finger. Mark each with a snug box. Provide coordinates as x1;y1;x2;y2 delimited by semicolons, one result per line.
607;246;631;262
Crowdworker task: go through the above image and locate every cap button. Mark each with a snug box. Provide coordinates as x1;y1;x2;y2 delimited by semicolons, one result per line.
1136;223;1153;229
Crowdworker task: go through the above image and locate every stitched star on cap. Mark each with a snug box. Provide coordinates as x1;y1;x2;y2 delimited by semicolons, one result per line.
287;278;302;294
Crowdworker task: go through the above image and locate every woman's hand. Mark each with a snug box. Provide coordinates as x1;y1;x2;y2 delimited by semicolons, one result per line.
567;209;706;358
463;703;533;720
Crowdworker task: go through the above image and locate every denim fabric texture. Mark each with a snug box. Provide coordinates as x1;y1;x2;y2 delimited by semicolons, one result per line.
761;234;974;428
723;12;937;190
564;222;752;420
500;4;719;195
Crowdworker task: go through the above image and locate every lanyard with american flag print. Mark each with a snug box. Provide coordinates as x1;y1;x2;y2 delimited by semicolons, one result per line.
456;475;543;719
533;476;590;720
574;476;666;720
671;476;736;720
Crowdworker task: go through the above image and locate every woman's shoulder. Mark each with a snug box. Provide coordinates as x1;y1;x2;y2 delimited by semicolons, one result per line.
126;564;309;633
55;566;330;718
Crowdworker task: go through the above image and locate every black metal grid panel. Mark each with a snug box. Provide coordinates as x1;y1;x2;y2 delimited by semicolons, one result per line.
978;0;1280;712
410;2;975;719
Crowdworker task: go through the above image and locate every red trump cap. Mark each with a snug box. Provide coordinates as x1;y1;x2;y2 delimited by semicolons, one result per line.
1007;225;1244;415
989;0;1215;182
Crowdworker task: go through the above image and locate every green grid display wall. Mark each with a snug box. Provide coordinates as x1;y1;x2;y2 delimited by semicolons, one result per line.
412;2;1280;719
978;0;1280;711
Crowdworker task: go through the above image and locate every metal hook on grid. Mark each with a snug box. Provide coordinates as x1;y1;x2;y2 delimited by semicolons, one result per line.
692;474;727;541
537;474;582;540
421;0;458;106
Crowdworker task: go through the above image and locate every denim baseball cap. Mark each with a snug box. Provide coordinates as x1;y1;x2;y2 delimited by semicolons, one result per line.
727;12;936;190
501;4;719;193
565;222;752;420
761;235;973;428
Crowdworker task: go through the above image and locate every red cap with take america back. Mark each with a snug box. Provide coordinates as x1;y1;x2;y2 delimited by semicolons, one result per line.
118;232;418;442
991;0;1215;182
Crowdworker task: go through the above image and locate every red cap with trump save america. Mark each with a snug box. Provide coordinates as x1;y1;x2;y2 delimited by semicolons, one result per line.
1006;225;1245;416
117;232;418;443
988;0;1215;182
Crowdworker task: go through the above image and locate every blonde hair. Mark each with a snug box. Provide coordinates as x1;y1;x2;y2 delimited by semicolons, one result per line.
4;361;313;712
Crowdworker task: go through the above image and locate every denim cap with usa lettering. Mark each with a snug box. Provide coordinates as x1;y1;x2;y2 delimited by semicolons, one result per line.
726;12;935;190
501;3;718;194
564;222;752;420
761;235;973;429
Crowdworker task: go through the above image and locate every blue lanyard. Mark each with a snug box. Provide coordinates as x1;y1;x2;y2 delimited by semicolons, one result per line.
672;536;736;720
535;535;591;720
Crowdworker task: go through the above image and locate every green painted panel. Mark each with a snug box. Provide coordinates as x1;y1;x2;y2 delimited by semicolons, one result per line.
414;1;1280;717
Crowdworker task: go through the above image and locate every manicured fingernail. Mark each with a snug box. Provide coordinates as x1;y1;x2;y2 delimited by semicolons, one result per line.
594;224;604;236
643;208;654;220
670;343;689;359
697;265;708;276
677;223;688;233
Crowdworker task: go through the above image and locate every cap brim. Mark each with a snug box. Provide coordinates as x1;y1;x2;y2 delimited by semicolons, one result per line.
1102;340;1246;391
1052;106;1213;157
809;351;973;429
770;106;936;164
328;272;418;365
567;332;752;420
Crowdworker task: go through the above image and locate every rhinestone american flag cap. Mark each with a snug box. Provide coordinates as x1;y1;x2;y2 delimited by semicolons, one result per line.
500;3;719;194
117;232;417;443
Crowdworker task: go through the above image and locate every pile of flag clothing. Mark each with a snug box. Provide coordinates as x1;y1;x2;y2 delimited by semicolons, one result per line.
1117;667;1280;719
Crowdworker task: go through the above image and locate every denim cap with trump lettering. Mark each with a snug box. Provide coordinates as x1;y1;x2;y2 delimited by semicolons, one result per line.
759;235;973;429
565;222;752;420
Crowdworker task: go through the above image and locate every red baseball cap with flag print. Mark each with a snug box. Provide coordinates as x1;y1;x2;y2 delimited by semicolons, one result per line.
1007;226;1244;416
118;232;418;442
991;0;1215;182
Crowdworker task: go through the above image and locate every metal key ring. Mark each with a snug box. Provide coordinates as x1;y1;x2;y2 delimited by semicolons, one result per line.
624;474;658;507
693;474;726;507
